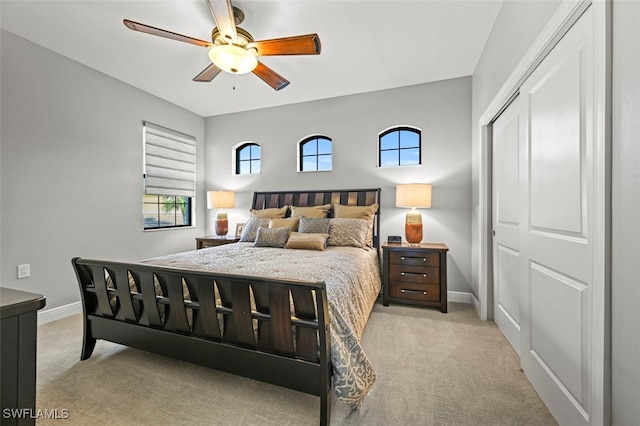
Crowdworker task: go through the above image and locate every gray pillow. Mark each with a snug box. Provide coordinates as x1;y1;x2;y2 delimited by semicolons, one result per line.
298;217;330;234
253;226;290;248
239;217;270;242
327;218;370;248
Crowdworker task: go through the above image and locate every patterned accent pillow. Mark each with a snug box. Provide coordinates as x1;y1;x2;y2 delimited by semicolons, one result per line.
285;232;329;251
298;217;330;234
327;218;370;248
239;217;270;242
254;226;290;248
249;205;289;219
269;217;300;232
332;203;379;247
290;204;331;218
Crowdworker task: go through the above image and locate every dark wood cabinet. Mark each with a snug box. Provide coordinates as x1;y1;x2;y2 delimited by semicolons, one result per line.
1;287;46;425
195;236;240;250
382;243;449;313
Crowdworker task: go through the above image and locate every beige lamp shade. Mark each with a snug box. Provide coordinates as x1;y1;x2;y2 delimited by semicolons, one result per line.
396;184;432;208
207;191;235;210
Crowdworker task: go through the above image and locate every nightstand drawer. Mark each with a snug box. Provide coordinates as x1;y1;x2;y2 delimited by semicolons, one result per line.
390;251;440;267
389;265;440;284
389;282;440;302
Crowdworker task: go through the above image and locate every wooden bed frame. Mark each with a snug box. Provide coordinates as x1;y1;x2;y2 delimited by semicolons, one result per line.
73;188;381;425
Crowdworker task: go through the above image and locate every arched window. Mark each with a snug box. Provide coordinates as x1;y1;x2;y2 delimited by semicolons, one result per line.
235;143;261;175
299;136;332;172
378;127;421;167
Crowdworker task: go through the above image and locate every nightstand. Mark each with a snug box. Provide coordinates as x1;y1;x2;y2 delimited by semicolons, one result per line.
382;243;449;313
195;236;240;249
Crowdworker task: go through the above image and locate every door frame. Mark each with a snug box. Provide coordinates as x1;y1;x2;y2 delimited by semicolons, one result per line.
476;0;611;423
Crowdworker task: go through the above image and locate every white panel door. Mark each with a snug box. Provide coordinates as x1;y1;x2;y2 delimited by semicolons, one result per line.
492;99;521;353
518;7;595;425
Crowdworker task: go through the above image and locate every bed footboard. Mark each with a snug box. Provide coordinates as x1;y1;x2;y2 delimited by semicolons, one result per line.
72;257;332;425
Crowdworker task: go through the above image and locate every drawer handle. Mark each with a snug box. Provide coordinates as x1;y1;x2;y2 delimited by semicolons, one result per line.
401;256;428;262
401;289;428;295
401;272;427;278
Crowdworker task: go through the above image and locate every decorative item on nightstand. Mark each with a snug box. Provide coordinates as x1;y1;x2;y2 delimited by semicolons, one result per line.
396;183;432;245
207;190;235;237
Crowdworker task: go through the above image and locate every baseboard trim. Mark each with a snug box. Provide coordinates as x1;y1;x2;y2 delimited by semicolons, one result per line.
471;294;481;317
448;291;472;304
38;301;82;326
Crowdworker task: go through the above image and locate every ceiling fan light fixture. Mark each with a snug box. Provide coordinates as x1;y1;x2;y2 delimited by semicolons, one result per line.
208;44;257;74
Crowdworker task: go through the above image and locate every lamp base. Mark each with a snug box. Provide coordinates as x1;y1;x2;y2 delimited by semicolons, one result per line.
215;219;228;236
405;210;423;246
215;211;229;237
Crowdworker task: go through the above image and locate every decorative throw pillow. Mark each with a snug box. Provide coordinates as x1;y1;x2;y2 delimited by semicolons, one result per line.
269;217;300;232
290;204;331;218
285;232;329;251
327;218;370;248
239;217;270;242
250;205;289;219
254;226;291;248
298;217;330;234
332;203;379;246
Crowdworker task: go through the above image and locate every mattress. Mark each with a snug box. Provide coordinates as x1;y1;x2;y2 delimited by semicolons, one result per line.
140;242;382;409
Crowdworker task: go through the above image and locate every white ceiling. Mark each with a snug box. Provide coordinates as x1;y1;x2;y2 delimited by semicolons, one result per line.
0;0;503;117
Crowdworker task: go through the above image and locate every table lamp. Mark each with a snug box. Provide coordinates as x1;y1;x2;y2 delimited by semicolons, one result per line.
207;190;235;237
396;184;432;245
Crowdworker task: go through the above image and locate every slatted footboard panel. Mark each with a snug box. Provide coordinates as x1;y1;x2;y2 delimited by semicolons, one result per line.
72;257;332;425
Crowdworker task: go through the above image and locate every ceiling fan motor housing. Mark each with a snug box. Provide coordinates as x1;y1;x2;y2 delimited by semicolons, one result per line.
211;27;255;49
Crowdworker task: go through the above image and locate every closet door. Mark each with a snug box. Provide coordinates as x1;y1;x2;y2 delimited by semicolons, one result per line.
492;98;521;353
518;7;596;425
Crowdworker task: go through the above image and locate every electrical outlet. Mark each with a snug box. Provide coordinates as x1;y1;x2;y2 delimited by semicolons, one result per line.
18;264;30;279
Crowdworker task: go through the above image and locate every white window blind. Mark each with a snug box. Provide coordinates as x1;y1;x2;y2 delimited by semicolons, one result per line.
143;122;196;197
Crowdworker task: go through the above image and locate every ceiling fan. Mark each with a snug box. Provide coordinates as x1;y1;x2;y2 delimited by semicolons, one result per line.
123;0;321;91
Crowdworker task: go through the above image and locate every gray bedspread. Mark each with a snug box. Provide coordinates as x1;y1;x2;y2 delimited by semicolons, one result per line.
140;242;381;409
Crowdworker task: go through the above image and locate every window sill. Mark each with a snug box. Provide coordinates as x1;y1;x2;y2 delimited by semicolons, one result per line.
377;164;422;169
143;225;196;232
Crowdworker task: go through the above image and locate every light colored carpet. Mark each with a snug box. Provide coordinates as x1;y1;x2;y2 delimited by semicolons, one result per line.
35;301;557;425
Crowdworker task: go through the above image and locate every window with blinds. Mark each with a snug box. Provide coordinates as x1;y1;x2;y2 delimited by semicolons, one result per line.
143;122;196;229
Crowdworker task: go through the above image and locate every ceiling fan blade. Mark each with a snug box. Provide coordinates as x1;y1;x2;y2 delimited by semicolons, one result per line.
252;61;290;91
254;34;321;56
193;63;222;82
123;19;212;48
206;0;237;43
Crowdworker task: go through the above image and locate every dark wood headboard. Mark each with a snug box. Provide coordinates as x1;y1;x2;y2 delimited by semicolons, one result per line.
252;188;382;249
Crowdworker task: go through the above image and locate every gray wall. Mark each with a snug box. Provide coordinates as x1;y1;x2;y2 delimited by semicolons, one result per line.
205;77;473;294
0;30;205;310
470;0;562;299
611;0;640;423
0;30;3;282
